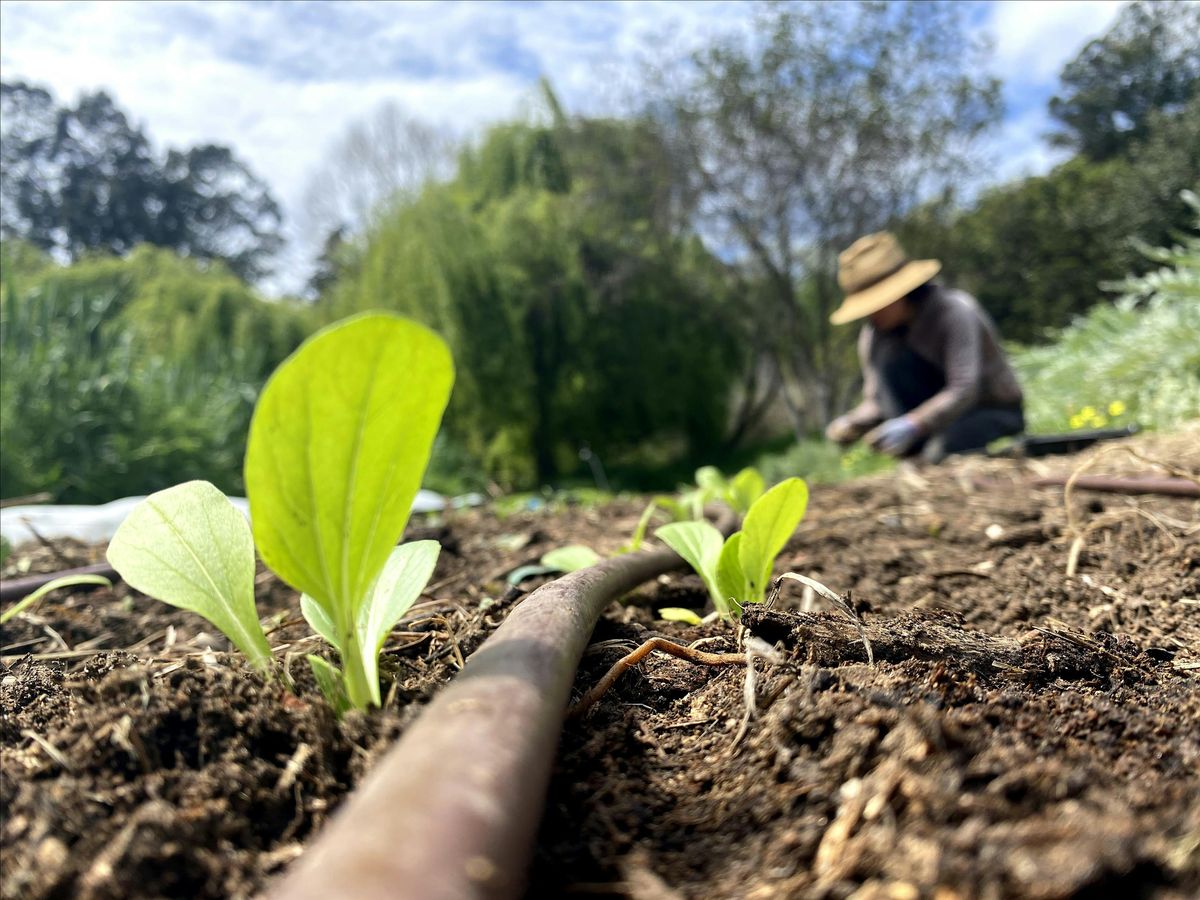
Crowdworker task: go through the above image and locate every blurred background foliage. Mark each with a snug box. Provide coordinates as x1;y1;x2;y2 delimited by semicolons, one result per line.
0;0;1197;503
0;243;311;502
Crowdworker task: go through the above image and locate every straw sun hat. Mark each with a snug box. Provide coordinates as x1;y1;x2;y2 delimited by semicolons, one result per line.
829;232;941;325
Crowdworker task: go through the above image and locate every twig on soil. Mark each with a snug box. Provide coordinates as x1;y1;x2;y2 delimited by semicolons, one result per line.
568;637;746;719
929;568;994;580
772;573;875;666
19;520;75;568
21;728;75;773
1066;506;1183;577
428;614;466;669
41;623;70;652
1030;623;1120;663
1063;445;1198;576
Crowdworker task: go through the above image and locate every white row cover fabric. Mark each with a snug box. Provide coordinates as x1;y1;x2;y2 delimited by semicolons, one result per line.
1;490;447;548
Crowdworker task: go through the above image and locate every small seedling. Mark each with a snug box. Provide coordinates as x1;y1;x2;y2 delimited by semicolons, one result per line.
655;477;807;619
657;607;703;625
107;480;273;669
622;466;766;553
247;313;453;709
0;573;114;625
540;544;601;573
107;313;455;711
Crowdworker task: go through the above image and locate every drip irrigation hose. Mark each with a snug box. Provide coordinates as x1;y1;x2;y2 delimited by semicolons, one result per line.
272;514;734;900
1031;475;1200;498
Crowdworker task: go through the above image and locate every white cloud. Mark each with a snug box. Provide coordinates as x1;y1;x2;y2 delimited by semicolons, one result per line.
986;0;1124;85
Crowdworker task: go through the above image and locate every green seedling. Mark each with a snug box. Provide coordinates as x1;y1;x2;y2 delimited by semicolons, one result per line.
0;573;114;625
107;480;273;669
655;477;808;619
540;544;601;573
299;540;440;709
622;466;766;553
505;544;600;585
246;313;453;710
106;313;455;711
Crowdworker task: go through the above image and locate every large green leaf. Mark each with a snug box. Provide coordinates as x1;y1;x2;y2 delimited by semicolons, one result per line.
245;313;454;634
655;521;724;608
738;477;809;603
357;540;440;705
106;481;272;670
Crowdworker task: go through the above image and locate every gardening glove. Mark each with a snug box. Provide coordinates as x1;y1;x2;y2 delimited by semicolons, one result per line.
825;415;860;445
866;416;920;457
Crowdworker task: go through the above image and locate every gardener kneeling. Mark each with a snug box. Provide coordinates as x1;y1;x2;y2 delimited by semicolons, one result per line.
825;232;1024;463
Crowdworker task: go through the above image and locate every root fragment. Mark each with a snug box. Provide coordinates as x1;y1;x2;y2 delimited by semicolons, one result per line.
728;636;784;751
568;637;745;719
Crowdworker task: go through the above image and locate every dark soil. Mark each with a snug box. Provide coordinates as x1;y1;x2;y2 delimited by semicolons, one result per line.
2;432;1198;899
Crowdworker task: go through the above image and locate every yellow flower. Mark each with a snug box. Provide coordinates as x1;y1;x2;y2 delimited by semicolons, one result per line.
1069;413;1086;429
1108;400;1126;417
1080;405;1097;418
1091;414;1108;428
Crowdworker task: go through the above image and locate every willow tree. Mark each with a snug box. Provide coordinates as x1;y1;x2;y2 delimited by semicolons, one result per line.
328;98;744;488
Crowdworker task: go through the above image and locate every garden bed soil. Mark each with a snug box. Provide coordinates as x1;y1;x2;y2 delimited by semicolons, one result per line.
2;428;1198;899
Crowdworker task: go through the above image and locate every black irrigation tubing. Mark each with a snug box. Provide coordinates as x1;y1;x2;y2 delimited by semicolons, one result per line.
1032;474;1200;498
0;562;118;604
272;514;735;900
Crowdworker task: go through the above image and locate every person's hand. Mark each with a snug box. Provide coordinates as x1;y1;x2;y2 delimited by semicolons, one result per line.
865;416;920;456
825;415;858;445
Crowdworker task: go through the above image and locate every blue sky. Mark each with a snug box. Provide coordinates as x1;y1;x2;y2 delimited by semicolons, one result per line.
0;0;1125;293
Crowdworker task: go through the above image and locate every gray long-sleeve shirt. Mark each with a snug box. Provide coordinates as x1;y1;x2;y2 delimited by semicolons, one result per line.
843;286;1024;435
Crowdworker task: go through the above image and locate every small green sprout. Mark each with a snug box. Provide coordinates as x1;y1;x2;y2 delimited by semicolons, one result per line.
0;572;114;625
540;544;601;573
106;313;455;711
655;477;808;619
622;466;766;553
658;607;703;625
299;540;440;708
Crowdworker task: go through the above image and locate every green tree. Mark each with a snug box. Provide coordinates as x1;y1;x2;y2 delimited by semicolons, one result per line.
899;90;1200;342
1048;1;1200;162
326;97;743;488
0;241;312;502
1;81;283;282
